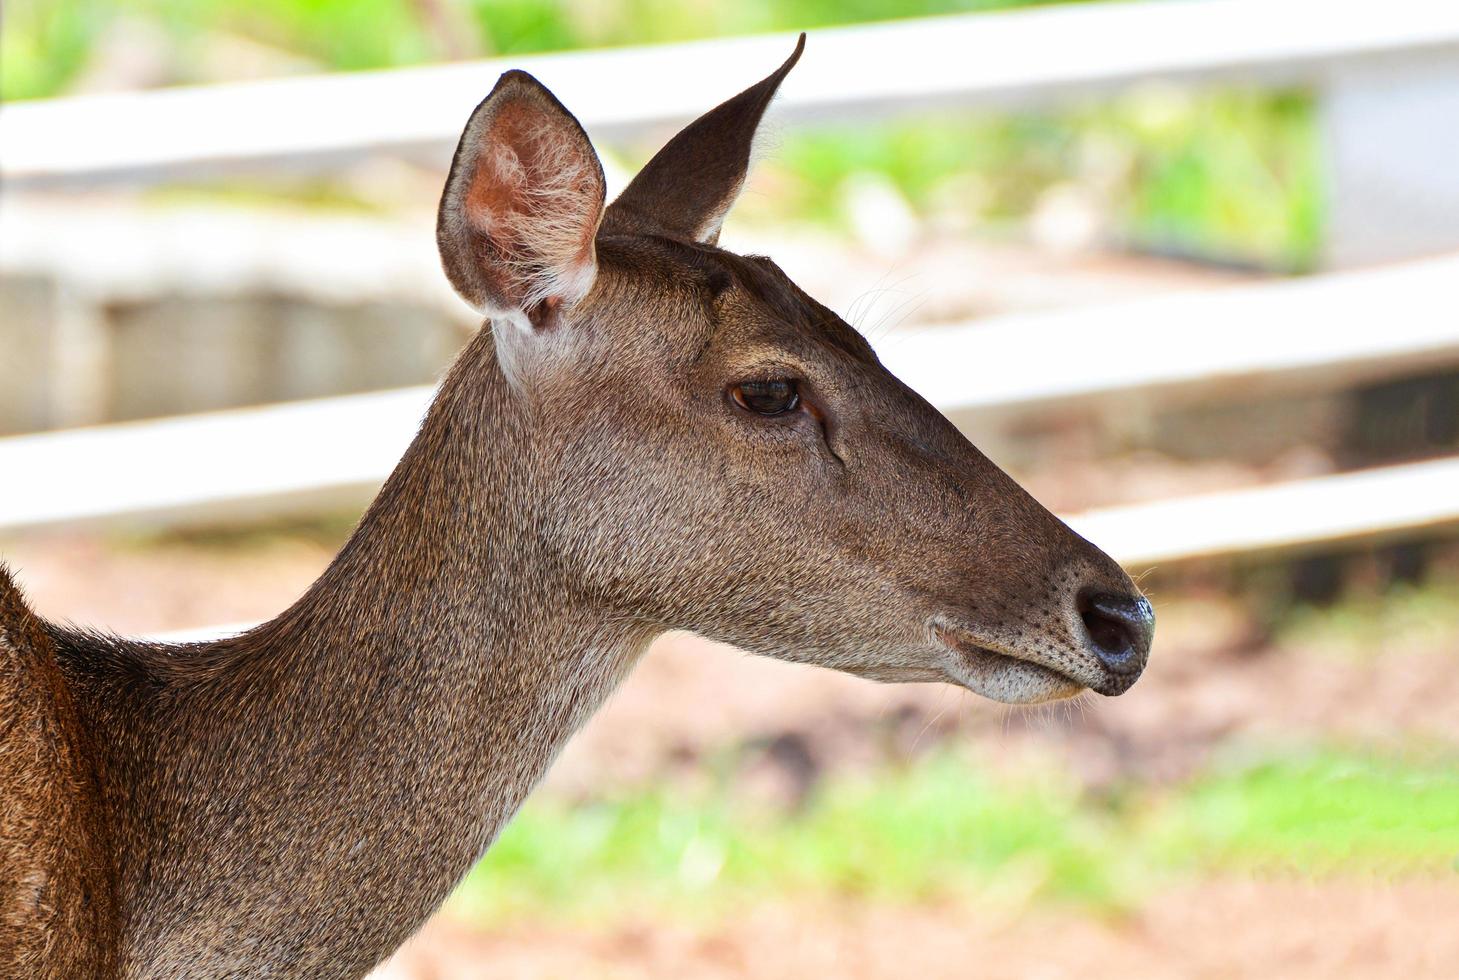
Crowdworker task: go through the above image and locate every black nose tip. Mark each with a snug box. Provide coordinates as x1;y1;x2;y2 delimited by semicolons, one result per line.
1079;592;1154;676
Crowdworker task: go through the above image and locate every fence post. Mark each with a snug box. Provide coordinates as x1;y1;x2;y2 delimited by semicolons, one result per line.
1321;54;1459;268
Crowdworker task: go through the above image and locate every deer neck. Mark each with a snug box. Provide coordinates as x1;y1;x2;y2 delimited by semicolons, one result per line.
99;327;653;977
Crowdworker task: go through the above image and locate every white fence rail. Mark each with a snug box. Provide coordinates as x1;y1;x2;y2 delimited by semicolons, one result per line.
0;390;424;533
881;253;1459;415
1073;457;1459;568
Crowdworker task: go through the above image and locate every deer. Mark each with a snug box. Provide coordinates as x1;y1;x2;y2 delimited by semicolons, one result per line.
0;36;1154;979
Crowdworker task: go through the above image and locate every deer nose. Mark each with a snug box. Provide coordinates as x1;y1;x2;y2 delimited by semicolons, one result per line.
1078;592;1154;678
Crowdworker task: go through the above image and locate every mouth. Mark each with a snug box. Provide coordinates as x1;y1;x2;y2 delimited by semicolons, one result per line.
932;624;1088;705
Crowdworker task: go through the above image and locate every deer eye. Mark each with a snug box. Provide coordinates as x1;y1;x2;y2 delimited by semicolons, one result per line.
731;379;801;416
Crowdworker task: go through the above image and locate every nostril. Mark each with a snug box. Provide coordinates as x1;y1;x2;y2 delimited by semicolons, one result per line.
1082;609;1132;661
1077;592;1155;675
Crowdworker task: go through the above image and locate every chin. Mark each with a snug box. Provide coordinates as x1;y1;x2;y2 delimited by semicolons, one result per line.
945;650;1087;704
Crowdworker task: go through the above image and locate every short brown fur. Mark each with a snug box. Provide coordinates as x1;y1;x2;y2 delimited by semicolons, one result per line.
1;577;117;978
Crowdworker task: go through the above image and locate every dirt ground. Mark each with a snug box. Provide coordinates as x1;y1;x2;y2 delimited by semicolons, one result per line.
378;879;1459;980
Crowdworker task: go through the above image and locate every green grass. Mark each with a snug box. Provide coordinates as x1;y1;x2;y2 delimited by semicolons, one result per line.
445;746;1459;927
736;87;1319;268
1155;748;1459;876
1273;573;1459;661
1;0;102;102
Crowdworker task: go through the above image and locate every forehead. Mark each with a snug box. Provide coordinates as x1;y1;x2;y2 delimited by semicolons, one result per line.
595;235;878;366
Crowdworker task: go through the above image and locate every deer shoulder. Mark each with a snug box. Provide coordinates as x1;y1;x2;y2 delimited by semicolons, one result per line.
0;568;116;979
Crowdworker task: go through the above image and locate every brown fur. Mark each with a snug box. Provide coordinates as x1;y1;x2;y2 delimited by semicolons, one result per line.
1;577;117;979
0;39;1149;978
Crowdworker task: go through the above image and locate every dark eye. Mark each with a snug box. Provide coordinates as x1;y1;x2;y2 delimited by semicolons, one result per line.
731;379;801;416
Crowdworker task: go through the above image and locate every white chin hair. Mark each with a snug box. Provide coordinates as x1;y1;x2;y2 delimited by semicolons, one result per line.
952;656;1084;705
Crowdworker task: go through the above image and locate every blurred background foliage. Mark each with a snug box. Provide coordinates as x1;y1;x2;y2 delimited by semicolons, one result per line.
1;0;1321;268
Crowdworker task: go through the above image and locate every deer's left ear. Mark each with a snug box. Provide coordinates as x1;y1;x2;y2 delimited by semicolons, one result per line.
602;34;804;246
437;70;606;327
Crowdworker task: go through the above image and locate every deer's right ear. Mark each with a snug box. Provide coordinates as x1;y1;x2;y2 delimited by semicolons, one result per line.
437;71;606;328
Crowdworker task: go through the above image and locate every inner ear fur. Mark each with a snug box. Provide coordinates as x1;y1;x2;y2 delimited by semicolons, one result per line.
601;34;805;245
437;70;607;322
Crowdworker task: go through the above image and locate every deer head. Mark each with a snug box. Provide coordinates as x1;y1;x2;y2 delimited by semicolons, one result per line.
435;36;1153;704
0;35;1164;980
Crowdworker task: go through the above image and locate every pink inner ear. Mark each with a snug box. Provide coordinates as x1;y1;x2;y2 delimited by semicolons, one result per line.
464;104;534;237
463;101;598;275
438;78;606;316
